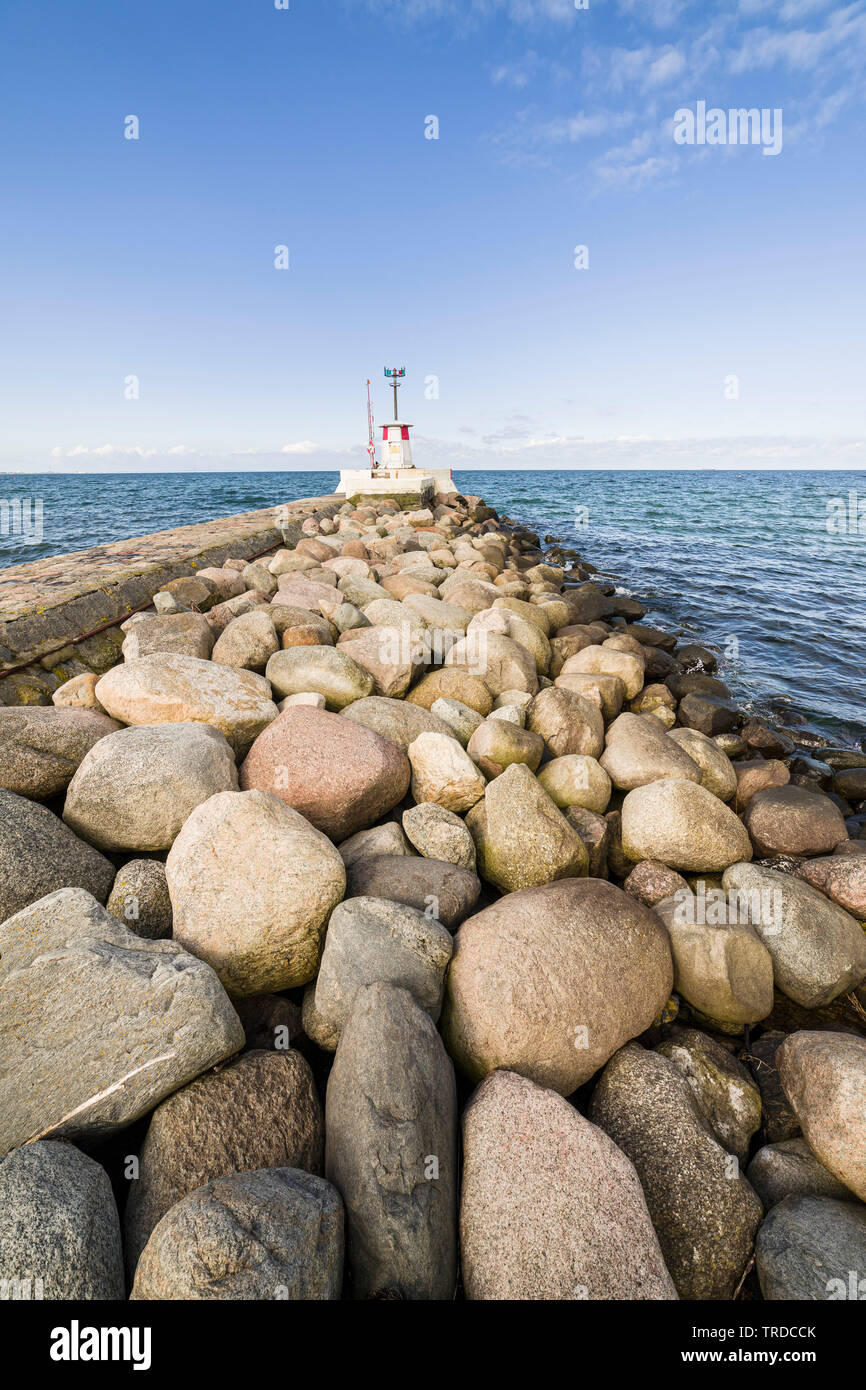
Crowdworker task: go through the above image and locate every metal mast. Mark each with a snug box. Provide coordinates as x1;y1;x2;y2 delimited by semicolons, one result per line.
366;379;377;471
384;366;406;420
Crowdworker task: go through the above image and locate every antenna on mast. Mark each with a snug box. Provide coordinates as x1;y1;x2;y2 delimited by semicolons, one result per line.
384;366;406;420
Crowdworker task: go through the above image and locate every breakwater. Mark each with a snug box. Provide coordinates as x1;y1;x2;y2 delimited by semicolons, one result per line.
0;484;864;1304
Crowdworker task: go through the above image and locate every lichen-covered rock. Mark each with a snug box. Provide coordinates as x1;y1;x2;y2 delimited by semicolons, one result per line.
563;644;645;700
622;779;753;872
589;1044;763;1300
536;754;612;814
106;859;173;939
656;1028;762;1162
63;722;238;852
131;1168;344;1300
124;1049;323;1273
460;1070;677;1301
465;763;588;893
429;696;484;746
466;717;544;779
325;983;457;1300
443;877;673;1094
0;888;243;1155
405;668;494;716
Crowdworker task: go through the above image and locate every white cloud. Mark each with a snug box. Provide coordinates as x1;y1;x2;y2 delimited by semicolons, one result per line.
539;109;634;142
617;0;691;26
280;440;322;454
730;3;866;71
357;0;577;26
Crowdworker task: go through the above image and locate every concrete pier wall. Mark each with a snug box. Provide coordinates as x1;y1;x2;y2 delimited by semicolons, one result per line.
0;495;341;705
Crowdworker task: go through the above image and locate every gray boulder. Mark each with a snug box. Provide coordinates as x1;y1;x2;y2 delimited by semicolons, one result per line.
747;1138;855;1209
124;1048;323;1274
589;1043;763;1299
722;863;866;1008
0;707;119;800
756;1195;866;1300
346;854;480;932
0;1140;125;1299
131;1168;343;1300
305;896;452;1051
0;888;243;1155
325;983;457;1300
0;790;114;923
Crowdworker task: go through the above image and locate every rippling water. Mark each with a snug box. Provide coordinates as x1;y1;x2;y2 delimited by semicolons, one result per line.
1;469;863;745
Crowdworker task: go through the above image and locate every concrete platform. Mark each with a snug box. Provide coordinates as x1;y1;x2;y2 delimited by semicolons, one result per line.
336;467;456;507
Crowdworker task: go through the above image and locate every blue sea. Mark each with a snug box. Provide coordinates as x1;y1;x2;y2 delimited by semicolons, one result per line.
1;469;863;747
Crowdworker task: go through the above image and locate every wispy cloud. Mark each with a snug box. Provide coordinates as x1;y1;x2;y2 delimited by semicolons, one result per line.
355;0;577;28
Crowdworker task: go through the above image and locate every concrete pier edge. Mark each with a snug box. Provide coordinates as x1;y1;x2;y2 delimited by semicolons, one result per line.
0;495;342;705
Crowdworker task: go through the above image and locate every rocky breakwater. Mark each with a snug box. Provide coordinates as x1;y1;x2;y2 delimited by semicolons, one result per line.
1;488;865;1302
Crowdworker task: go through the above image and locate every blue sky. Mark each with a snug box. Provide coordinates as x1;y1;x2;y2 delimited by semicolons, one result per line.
1;0;864;472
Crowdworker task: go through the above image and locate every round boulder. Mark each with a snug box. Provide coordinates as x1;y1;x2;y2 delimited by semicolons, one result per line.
95;653;277;755
63;722;238;852
166;789;346;996
742;784;848;858
240;706;410;842
621;779;753;872
442;877;674;1094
